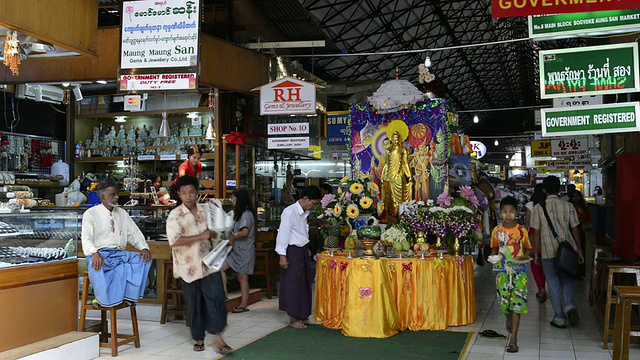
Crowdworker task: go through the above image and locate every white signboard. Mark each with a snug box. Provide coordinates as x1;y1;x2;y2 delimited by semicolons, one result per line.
119;73;197;91
331;151;350;161
254;77;317;116
123;95;142;111
546;160;592;171
553;95;603;108
267;122;310;135
121;0;199;69
138;155;155;161
470;141;486;159
160;154;177;161
551;138;588;157
267;137;310;149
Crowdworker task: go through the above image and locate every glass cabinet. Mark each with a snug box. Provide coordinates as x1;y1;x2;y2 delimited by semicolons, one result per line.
222;138;255;198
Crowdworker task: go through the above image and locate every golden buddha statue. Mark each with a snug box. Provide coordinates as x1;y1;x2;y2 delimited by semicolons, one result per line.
381;127;413;219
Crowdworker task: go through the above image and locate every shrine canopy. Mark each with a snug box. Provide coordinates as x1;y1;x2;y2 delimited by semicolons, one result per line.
351;79;450;203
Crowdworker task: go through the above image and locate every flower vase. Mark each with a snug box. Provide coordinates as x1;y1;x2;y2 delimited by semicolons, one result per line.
360;238;379;258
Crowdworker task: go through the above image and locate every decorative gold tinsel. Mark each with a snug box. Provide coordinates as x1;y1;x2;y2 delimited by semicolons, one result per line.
3;31;21;76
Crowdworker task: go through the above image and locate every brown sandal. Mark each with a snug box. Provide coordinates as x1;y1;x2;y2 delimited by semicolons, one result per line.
193;343;205;352
506;343;519;353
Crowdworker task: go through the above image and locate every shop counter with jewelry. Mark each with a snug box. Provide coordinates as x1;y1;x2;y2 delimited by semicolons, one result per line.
314;252;476;338
0;212;79;352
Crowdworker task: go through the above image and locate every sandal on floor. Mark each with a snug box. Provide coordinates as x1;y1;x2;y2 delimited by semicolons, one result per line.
217;344;233;355
232;307;250;313
193;343;205;352
479;329;506;339
506;343;519;353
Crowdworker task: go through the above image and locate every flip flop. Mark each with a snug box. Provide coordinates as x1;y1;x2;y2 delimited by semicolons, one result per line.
479;329;506;339
193;343;205;352
232;307;250;313
217;344;233;354
506;343;519;353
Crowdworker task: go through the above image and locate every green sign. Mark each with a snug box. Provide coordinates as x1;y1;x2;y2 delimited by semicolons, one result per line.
541;102;640;137
529;9;640;39
540;43;640;99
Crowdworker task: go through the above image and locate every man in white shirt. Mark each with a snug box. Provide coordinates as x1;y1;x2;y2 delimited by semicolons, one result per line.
82;180;152;307
276;185;322;330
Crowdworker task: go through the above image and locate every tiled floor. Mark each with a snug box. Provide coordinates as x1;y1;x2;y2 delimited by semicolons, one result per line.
94;263;638;360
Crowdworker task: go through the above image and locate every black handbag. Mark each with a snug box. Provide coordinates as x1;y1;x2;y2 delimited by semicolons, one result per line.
541;203;581;278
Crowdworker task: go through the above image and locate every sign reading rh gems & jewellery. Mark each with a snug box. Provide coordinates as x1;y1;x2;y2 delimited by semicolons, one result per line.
541;102;640;138
121;0;200;69
493;0;640;18
539;43;640;99
252;77;319;116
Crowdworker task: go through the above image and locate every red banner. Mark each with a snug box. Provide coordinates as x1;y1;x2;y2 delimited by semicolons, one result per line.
492;0;640;18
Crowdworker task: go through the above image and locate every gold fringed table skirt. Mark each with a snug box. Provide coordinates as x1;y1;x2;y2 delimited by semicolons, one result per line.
314;254;476;338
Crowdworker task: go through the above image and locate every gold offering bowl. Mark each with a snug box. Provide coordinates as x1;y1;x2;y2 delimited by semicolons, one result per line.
360;238;380;258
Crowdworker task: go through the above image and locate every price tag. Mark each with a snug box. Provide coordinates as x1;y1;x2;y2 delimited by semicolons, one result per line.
180;154;188;160
160;154;176;161
137;155;155;161
226;180;237;189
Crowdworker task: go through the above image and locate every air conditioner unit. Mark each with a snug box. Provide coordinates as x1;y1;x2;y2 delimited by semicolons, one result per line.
16;84;64;104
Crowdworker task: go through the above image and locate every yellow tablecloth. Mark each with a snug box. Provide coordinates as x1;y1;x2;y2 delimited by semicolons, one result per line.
314;254;476;338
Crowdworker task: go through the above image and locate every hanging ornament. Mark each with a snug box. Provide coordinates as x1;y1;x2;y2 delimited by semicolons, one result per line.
3;31;21;76
208;87;215;111
63;87;70;105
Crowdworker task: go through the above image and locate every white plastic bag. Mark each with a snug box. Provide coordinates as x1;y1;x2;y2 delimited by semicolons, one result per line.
202;239;232;271
205;199;234;234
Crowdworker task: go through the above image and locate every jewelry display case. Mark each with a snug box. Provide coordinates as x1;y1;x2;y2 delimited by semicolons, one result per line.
0;212;80;352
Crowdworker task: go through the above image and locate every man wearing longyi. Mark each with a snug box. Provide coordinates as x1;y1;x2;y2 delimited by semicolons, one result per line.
81;180;152;307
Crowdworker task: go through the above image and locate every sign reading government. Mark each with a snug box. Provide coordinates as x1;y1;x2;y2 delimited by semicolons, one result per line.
541;102;640;137
119;72;197;91
252;77;319;116
121;0;199;69
493;0;640;18
539;43;640;99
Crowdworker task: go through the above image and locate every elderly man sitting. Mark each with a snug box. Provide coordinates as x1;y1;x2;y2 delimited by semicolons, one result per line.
82;180;152;307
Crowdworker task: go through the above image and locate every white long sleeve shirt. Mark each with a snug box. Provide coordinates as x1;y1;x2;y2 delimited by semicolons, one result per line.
81;204;149;256
275;201;311;256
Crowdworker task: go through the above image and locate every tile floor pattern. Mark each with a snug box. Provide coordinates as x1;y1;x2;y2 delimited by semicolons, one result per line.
93;263;640;360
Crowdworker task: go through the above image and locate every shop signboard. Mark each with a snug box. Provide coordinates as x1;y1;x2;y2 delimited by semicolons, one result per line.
551;138;588;157
327;112;350;145
531;140;551;157
529;9;640;39
547;160;592;171
492;0;640;18
267;122;310;135
267;137;310;149
540;43;640;99
253;77;318;116
541;102;640;137
553;95;603;108
119;72;197;91
470;141;486;159
120;0;200;69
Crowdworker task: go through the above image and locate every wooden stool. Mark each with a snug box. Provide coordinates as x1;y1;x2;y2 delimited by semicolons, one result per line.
254;249;278;299
602;265;640;349
590;245;614;305
613;286;640;360
160;260;189;325
78;272;141;357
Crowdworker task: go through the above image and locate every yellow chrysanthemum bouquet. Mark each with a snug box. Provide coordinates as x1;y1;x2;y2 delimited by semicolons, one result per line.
337;173;379;223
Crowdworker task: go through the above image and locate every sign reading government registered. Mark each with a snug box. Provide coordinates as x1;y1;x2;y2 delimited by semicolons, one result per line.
541;102;640;137
493;0;640;18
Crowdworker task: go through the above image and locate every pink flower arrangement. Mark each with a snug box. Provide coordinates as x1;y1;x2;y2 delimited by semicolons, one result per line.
437;191;453;207
321;194;336;208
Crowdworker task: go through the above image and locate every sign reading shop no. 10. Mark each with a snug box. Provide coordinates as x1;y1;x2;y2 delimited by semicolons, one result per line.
539;42;640;99
267;122;310;135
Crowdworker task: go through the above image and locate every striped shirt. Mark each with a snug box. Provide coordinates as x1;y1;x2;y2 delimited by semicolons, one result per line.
530;195;579;259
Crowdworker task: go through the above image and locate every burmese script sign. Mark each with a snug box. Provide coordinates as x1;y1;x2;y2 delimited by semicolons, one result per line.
540;43;640;99
541;102;640;137
493;0;640;18
529;9;640;39
551;138;588;157
119;72;197;91
253;77;318;116
121;0;199;69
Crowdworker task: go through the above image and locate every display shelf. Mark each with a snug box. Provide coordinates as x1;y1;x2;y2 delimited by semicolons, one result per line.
75;153;216;163
76;107;212;120
222;137;255;195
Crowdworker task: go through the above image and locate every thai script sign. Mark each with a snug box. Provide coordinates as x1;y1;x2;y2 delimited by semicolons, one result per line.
553;95;603;108
541;102;640;137
327;112;349;145
121;0;199;69
267;122;310;135
551;138;588;157
119;72;197;91
531;140;551;157
493;0;640;18
470;141;486;159
540;43;640;99
268;137;310;149
529;9;640;39
253;77;317;116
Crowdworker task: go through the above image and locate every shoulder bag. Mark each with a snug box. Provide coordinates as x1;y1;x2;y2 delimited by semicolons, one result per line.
541;202;581;278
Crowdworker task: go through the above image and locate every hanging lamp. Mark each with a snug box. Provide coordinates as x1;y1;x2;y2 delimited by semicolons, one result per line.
158;93;170;137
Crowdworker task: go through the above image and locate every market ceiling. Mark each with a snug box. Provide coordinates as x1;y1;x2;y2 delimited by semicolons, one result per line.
98;0;611;164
